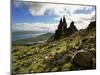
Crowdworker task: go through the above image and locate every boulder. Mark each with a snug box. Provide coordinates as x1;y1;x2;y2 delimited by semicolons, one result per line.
54;53;64;65
44;54;54;65
71;50;93;68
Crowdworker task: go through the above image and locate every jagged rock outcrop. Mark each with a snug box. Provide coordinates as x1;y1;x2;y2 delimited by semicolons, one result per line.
67;21;78;36
87;21;96;30
54;17;78;40
62;17;67;30
54;17;67;39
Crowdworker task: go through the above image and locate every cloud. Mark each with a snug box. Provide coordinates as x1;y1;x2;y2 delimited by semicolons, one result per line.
74;6;95;14
12;22;57;32
25;2;47;16
15;2;96;30
23;2;95;17
15;2;96;19
76;10;96;21
15;2;72;16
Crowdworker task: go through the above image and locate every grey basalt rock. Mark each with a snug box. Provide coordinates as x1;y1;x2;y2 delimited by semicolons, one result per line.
71;50;93;68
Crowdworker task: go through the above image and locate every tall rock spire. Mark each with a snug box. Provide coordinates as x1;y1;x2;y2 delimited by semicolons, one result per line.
63;16;67;28
66;21;78;36
62;16;67;31
60;18;63;25
54;17;67;39
70;21;78;32
58;18;63;30
63;16;66;22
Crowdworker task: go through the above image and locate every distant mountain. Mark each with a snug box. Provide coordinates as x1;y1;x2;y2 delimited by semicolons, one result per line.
12;31;47;41
13;32;54;44
12;31;44;35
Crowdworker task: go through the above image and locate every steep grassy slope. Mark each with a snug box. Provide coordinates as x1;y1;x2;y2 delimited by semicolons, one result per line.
12;23;96;74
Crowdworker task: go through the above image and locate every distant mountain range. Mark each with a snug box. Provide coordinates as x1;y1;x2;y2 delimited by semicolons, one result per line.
12;32;54;44
12;31;47;42
12;31;44;35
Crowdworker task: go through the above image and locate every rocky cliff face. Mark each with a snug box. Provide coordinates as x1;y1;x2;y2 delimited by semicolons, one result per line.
87;21;96;30
54;17;78;40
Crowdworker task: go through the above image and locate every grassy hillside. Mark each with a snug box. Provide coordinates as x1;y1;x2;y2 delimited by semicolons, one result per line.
12;24;96;74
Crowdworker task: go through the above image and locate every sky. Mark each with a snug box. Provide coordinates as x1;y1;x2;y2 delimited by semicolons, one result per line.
12;1;96;32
